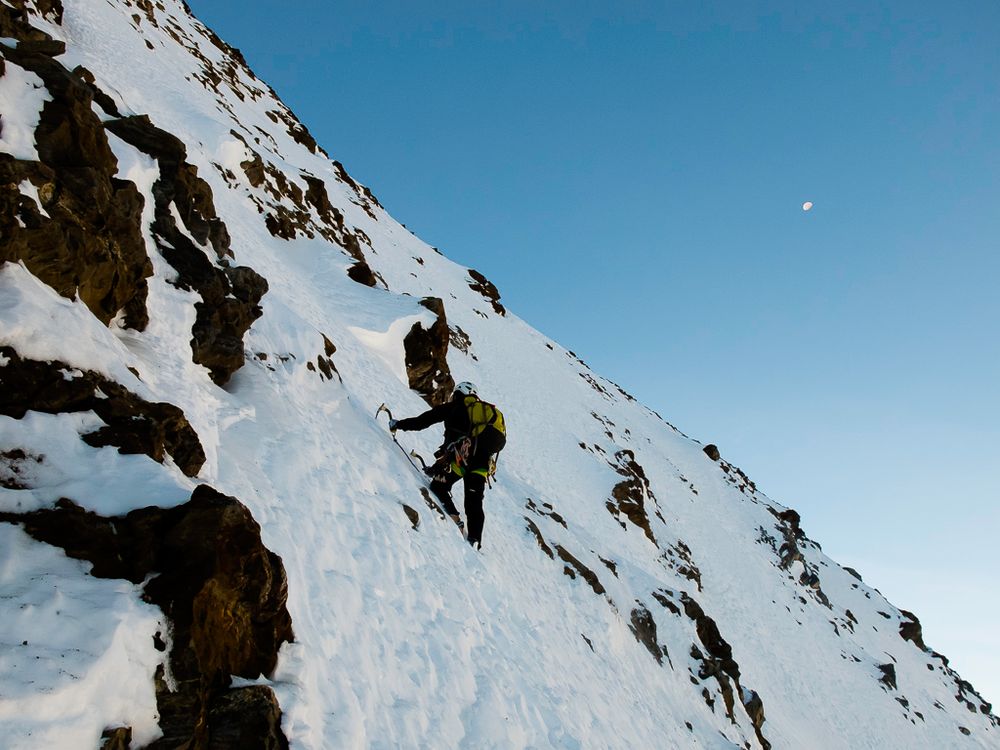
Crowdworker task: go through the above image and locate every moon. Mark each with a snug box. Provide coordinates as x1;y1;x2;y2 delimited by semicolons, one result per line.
802;201;813;211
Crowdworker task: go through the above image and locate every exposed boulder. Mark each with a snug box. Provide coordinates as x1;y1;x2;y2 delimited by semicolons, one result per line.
606;449;662;545
703;444;721;461
554;543;606;597
467;268;506;316
403;297;456;406
2;485;293;749
742;689;771;750
0;348;206;476
104;115;268;385
878;663;898;691
0;27;152;329
100;727;131;750
630;602;665;665
202;685;288;750
681;593;740;685
346;258;379;287
899;609;928;651
524;517;555;559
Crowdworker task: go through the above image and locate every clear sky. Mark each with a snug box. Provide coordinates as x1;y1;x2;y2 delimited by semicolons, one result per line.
187;0;999;703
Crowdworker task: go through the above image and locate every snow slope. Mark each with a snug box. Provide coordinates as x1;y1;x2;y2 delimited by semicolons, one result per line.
0;1;996;747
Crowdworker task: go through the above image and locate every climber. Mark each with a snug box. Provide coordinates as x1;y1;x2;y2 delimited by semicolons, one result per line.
390;382;506;549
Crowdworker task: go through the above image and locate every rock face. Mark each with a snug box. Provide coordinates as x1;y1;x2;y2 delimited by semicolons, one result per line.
104;115;268;385
606;449;662;545
0;348;206;476
1;485;293;749
0;13;152;330
467;268;506;316
403;297;456;406
0;4;266;386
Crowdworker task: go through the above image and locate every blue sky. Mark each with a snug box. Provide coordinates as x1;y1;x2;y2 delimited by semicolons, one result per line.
188;0;999;701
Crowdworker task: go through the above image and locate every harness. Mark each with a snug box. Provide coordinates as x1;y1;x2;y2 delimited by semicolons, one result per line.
429;396;506;482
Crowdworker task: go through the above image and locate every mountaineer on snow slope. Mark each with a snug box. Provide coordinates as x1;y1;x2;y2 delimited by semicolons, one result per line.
391;382;506;549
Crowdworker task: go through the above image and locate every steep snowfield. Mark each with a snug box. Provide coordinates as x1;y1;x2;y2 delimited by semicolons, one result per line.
0;1;996;748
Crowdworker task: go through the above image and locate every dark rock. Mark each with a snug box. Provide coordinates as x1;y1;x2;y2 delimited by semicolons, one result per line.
16;37;65;55
629;603;663;664
703;444;721;461
742;690;771;750
100;727;131;750
879;663;897;690
606;449;660;545
681;593;739;682
467;268;506;316
449;325;475;359
205;685;288;750
104;115;266;385
3;485;294;748
0;348;205;476
0;3;60;42
844;566;863;581
0;42;152;329
524;517;554;559
240;148;266;187
553;544;605;596
651;589;681;617
899;610;928;651
525;498;567;528
73;65;120;116
332;159;381;212
403;504;420;529
346;259;378;287
403;297;456;406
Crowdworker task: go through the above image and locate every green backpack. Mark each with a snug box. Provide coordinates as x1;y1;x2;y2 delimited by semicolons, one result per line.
464;395;505;437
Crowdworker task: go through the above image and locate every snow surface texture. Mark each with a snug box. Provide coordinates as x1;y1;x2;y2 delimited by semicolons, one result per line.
0;0;996;748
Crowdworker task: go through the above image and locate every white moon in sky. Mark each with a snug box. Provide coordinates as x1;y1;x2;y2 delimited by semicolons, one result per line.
802;201;813;211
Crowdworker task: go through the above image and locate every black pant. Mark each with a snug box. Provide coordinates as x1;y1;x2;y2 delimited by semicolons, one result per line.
430;427;505;546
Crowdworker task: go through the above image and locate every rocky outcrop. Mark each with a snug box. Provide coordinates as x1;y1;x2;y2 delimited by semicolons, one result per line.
630;602;666;665
227;132;380;286
554;544;606;597
679;592;771;749
403;297;456;406
898;609;928;651
0;348;206;476
879;663;898;690
606;449;663;545
703;444;721;461
0;16;152;329
467;268;506;316
104;115;268;385
1;485;293;749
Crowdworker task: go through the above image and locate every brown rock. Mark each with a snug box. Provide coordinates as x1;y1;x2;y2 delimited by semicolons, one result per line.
467;268;506;316
403;297;456;406
2;485;294;749
104;115;266;385
899;609;928;651
0;40;152;329
606;449;659;545
0;348;206;476
205;685;288;750
100;727;132;750
629;603;664;664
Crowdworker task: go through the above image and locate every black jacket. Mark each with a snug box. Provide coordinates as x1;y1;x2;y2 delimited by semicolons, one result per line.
395;394;470;445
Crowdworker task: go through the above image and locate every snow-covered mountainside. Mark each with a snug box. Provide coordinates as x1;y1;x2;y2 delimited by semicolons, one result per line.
0;1;995;748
